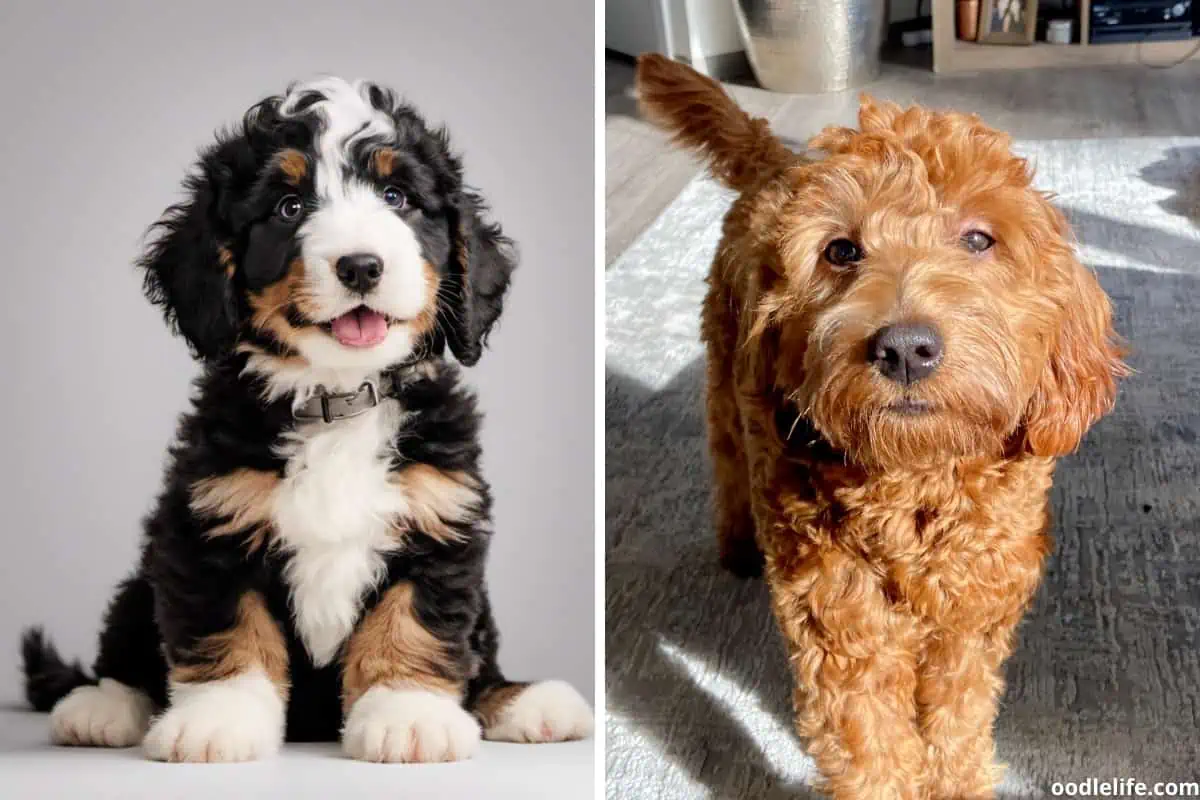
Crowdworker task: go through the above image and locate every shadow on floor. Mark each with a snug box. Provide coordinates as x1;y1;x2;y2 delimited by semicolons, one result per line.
1141;145;1200;226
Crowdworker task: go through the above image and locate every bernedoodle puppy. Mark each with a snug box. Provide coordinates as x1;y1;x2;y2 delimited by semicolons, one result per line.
20;77;592;763
636;55;1126;799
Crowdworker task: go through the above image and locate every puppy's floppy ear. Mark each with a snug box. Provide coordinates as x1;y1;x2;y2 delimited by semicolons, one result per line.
442;191;516;366
139;146;241;360
1023;251;1129;457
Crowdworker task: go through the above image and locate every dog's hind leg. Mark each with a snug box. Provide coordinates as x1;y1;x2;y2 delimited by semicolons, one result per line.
465;594;593;744
23;573;166;747
703;283;761;578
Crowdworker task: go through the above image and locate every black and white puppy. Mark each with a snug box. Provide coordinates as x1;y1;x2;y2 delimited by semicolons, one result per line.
20;77;592;763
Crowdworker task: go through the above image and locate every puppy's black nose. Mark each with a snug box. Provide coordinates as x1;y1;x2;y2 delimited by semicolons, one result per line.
867;323;944;385
335;253;383;294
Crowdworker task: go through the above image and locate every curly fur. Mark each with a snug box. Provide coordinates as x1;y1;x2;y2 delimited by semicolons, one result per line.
637;54;1128;799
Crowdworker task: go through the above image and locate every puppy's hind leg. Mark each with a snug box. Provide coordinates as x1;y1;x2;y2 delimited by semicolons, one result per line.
24;575;166;748
466;598;593;744
703;285;761;578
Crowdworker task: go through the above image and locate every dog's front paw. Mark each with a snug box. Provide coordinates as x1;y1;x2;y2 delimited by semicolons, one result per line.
143;670;284;763
342;687;481;763
483;680;594;743
50;679;154;747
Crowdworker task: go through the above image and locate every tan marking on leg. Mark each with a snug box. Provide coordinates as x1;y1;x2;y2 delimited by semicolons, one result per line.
470;683;526;730
342;583;459;712
172;592;289;700
391;464;479;544
189;468;278;549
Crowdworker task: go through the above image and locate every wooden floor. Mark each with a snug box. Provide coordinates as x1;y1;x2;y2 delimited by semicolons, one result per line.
605;53;1200;264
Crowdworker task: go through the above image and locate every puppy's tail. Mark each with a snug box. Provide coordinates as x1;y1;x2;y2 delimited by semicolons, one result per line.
20;627;95;711
635;53;794;192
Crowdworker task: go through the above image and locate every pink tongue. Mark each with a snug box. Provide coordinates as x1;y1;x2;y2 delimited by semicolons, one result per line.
330;307;389;348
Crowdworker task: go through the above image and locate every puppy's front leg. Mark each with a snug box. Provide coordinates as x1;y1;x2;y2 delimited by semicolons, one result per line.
341;581;481;763
143;591;289;762
769;551;928;800
918;631;1014;799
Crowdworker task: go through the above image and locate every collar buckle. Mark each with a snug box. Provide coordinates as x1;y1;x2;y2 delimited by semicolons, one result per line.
294;379;382;424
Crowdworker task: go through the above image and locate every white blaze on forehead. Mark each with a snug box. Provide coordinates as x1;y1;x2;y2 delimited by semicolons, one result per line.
279;77;396;196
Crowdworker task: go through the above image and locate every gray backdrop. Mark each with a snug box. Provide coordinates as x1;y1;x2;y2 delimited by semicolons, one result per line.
0;0;594;702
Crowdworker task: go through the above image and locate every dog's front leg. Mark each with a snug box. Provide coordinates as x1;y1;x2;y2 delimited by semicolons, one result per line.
917;632;1012;799
143;590;289;762
340;580;481;763
768;549;928;800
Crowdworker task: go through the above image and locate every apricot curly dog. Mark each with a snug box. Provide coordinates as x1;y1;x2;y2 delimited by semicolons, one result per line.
636;55;1128;799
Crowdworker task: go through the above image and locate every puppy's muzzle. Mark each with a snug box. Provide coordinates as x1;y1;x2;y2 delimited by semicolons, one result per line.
867;323;944;386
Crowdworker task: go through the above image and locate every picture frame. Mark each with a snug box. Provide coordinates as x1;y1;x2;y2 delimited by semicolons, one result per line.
977;0;1039;45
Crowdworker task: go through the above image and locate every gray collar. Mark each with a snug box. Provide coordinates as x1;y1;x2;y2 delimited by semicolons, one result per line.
292;372;398;424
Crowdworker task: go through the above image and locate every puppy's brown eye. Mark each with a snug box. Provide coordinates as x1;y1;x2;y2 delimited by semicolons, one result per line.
962;230;995;254
824;238;863;267
382;186;406;209
276;194;304;221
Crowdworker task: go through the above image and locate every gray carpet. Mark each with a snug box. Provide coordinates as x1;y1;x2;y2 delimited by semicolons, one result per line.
605;138;1200;799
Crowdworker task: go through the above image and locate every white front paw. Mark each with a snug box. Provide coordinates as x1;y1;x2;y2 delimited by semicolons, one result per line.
142;670;284;763
342;687;481;763
50;679;154;747
483;680;594;743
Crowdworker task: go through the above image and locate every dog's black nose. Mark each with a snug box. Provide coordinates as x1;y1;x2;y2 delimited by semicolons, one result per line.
867;323;943;385
335;253;383;294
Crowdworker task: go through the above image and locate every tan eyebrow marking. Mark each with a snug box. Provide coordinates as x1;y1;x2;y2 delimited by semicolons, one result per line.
276;149;308;185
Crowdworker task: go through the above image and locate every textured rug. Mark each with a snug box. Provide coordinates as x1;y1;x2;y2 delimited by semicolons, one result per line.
606;138;1200;799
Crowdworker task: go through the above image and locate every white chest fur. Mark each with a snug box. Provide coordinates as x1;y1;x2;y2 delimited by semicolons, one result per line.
271;400;408;666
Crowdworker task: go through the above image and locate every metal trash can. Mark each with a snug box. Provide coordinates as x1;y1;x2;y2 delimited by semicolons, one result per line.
733;0;886;93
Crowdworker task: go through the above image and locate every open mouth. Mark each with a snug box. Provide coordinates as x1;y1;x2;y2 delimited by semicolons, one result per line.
886;398;936;415
322;305;398;348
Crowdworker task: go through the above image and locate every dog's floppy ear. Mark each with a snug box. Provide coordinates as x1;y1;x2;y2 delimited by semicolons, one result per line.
1023;251;1128;457
139;145;242;360
442;190;516;366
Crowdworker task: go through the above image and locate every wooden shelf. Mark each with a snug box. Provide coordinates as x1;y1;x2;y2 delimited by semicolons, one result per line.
932;0;1200;73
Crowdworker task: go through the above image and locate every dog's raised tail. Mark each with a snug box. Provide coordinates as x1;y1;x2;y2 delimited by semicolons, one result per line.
635;53;794;193
21;627;95;711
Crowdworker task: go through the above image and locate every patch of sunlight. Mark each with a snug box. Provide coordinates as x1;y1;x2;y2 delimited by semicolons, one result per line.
606;711;711;799
656;637;819;789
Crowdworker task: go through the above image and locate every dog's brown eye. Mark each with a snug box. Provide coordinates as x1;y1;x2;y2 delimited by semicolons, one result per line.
962;230;995;254
276;194;304;221
824;238;863;267
382;186;406;209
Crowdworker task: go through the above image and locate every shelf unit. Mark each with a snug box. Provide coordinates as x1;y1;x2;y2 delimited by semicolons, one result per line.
932;0;1200;72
